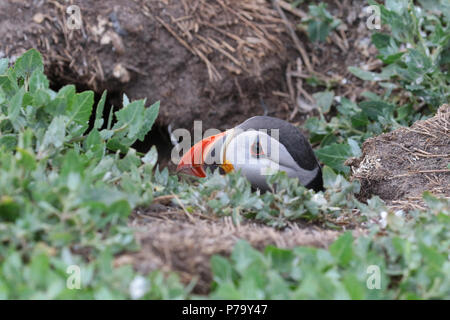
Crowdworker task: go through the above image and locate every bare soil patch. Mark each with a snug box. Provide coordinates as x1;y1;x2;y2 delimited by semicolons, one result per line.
347;104;450;210
0;1;376;157
0;0;295;134
116;204;341;294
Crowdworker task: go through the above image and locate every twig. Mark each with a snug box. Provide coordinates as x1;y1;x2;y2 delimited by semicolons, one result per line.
155;16;196;56
392;169;450;178
272;0;313;73
156;16;221;81
153;195;176;203
171;193;195;223
286;62;295;104
278;0;308;19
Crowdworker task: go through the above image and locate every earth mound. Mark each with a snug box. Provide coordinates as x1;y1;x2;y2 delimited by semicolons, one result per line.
0;0;294;134
346;104;449;210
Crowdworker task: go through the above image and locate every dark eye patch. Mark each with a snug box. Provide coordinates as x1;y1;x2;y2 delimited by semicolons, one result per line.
250;136;264;159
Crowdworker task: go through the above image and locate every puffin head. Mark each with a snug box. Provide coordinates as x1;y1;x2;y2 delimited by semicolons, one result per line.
177;116;324;192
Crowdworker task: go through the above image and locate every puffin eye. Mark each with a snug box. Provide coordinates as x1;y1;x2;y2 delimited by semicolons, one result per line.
250;136;265;158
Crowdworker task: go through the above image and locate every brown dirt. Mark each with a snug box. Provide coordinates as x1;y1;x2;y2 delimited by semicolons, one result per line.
116;203;342;294
272;0;382;123
346;104;450;210
0;1;376;150
0;0;296;135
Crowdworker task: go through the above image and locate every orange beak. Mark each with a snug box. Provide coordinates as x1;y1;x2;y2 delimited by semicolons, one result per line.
177;130;231;177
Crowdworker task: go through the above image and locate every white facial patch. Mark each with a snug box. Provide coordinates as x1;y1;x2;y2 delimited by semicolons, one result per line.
223;129;319;190
224;129;279;174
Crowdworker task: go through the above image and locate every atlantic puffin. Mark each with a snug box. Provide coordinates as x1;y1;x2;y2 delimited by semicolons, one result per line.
177;116;323;192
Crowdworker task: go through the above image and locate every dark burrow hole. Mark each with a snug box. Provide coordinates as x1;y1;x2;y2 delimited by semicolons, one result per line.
49;80;175;170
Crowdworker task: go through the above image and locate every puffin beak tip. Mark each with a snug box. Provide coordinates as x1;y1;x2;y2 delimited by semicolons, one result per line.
176;146;206;178
177;130;230;178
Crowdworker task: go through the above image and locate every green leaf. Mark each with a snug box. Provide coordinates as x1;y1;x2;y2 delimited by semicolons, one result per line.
231;240;264;274
371;33;393;51
106;104;115;130
106;138;129;154
29;69;49;93
306;3;340;42
315;143;352;174
265;246;294;274
308;20;331;42
0;75;19;98
0;58;9;74
114;100;145;141
347;138;362;157
343;274;365;299
329;232;354;267
8;88;24;122
351;112;369;128
13;49;44;79
322;165;338;188
386;0;409;14
94;91;107;129
60;149;84;177
313;91;334;114
422;191;449;212
40;116;66;150
33;89;51;107
142;146;158;167
0;135;17;151
47;85;76;116
419;243;445;269
398;49;433;82
108;200;132;218
84;129;104;160
123;93;130;107
211;255;234;283
137;101;160;141
16;148;37;170
371;33;405;64
67;91;94;129
0;196;20;222
359;101;394;120
348;66;393;81
320;133;338;147
211;283;241;299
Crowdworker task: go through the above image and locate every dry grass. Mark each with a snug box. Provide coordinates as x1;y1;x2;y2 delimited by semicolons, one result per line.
115;204;345;293
139;0;287;81
347;104;450;210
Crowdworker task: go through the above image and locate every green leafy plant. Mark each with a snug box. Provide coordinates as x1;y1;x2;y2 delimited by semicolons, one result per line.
209;194;450;299
305;0;449;173
350;0;449;107
176;166;360;228
301;3;341;42
1;0;449;299
197;1;450;300
0;49;188;299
